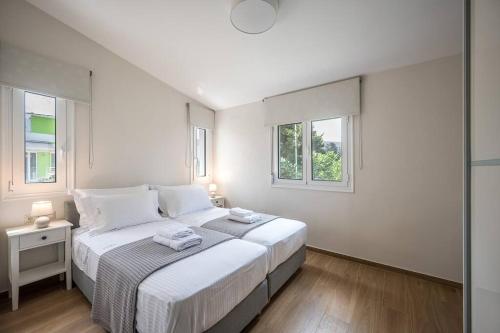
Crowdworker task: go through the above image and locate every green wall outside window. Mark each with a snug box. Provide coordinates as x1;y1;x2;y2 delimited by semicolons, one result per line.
30;115;55;135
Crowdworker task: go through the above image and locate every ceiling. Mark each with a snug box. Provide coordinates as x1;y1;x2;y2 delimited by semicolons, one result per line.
27;0;462;110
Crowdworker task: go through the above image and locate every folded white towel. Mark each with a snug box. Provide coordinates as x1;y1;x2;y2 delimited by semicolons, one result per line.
157;223;193;240
153;234;202;251
228;214;261;224
229;207;254;217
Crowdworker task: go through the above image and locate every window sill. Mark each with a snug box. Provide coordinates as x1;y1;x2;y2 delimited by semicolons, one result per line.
271;183;354;193
1;190;70;202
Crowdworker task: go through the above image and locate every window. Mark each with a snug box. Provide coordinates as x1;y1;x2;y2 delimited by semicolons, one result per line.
278;123;303;180
311;118;343;182
1;87;75;200
195;127;207;177
28;152;37;181
272;116;352;191
191;126;212;183
24;92;57;184
50;152;56;176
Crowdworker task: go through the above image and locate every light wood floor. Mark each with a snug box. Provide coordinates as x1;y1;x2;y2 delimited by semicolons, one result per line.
0;250;462;333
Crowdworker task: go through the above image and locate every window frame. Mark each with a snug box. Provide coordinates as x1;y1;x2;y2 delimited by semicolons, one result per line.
195;127;207;178
271;116;354;192
1;87;75;201
24;91;57;185
307;117;349;188
191;125;212;184
273;122;307;186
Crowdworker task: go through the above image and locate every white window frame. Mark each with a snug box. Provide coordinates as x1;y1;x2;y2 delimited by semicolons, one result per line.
195;127;207;178
1;87;75;201
191;125;213;184
271;116;354;192
272;122;307;186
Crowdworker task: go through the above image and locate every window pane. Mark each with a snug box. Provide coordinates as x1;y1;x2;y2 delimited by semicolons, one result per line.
311;118;342;182
278;123;303;180
195;128;206;177
24;92;56;184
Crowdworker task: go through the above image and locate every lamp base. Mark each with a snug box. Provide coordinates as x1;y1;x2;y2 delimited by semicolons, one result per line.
34;216;50;229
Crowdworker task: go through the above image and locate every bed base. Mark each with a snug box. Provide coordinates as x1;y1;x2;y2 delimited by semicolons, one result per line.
267;245;306;298
72;263;268;333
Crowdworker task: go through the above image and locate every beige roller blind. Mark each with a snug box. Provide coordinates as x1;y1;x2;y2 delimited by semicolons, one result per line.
0;41;90;103
264;77;360;126
188;102;214;129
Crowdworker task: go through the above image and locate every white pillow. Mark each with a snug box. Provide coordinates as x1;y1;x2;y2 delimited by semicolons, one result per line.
152;185;212;218
72;185;149;227
87;190;162;235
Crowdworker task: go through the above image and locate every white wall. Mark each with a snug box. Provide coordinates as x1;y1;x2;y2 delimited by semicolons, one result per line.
0;0;198;292
215;56;463;282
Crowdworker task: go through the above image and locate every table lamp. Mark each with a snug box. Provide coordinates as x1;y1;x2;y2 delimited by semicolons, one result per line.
208;184;217;198
31;201;53;229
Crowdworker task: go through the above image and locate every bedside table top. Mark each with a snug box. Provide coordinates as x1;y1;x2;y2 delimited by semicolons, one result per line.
6;220;73;238
210;195;224;200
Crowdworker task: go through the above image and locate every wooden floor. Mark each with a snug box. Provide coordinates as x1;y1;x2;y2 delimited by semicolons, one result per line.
0;250;462;333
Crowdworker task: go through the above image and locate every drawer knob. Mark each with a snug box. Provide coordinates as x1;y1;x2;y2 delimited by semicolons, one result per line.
41;236;47;240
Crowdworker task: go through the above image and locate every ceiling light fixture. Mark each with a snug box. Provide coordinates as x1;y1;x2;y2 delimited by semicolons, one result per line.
230;0;278;34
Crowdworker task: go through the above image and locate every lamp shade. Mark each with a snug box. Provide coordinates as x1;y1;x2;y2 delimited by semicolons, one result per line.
208;184;217;193
31;201;53;217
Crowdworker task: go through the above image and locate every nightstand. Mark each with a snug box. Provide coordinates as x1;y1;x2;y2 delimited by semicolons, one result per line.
6;220;73;311
210;195;225;208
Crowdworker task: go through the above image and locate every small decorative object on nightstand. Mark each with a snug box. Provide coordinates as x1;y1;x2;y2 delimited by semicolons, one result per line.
208;183;217;198
31;201;54;229
6;220;73;311
210;195;225;208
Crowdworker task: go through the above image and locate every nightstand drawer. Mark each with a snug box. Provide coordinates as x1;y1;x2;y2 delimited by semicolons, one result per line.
212;198;224;207
19;228;65;250
213;198;224;205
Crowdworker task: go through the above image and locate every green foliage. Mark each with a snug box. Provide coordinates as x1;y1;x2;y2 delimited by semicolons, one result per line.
311;129;342;181
312;151;342;181
278;124;303;179
279;124;342;182
312;129;326;153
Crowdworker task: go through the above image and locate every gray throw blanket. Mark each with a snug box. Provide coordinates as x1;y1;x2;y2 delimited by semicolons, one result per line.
202;214;279;238
91;226;234;333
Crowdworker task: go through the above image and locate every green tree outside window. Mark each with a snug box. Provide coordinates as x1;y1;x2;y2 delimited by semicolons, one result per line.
278;121;342;182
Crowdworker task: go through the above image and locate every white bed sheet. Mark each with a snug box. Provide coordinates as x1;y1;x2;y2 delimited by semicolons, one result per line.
173;208;307;272
72;220;268;333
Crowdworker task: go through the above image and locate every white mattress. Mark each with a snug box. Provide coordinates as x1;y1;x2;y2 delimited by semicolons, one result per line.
173;208;307;272
72;220;268;333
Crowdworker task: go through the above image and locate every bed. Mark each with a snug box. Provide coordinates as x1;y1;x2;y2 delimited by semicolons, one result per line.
172;207;307;298
65;202;269;333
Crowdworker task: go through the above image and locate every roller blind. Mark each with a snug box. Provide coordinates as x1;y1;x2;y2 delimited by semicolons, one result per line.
0;41;90;103
188;102;214;129
264;77;360;126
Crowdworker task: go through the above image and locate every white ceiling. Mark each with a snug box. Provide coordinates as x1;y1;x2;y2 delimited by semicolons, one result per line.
27;0;462;110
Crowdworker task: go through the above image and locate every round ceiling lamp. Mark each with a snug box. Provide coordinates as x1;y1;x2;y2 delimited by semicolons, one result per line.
231;0;278;34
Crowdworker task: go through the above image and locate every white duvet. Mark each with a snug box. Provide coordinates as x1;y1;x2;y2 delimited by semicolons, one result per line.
72;219;268;333
173;207;307;272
